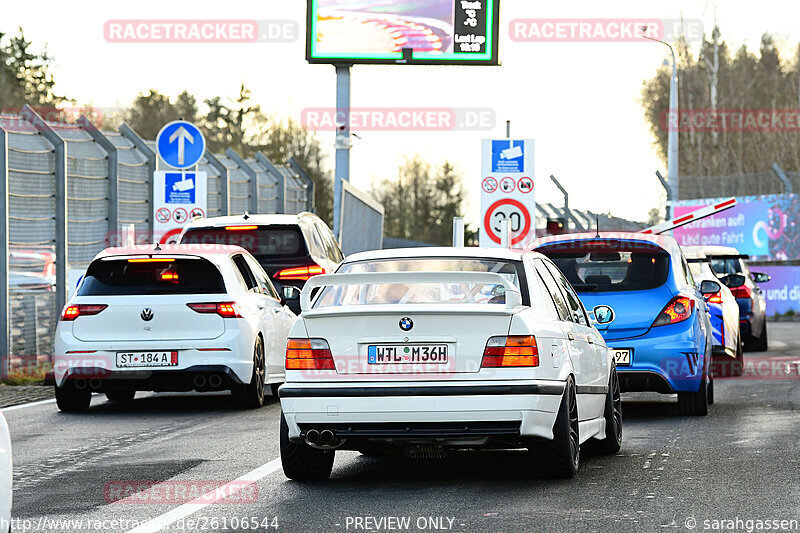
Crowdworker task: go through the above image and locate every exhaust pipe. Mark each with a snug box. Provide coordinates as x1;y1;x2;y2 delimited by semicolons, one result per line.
88;378;102;390
305;429;321;445
208;375;223;388
319;429;336;445
73;378;87;390
193;375;207;389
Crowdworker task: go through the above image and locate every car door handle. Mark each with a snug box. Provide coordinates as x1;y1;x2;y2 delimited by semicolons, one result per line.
587;336;594;344
257;304;265;310
271;308;281;314
567;332;575;341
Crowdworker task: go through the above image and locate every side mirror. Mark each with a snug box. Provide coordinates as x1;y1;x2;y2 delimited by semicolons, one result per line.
720;274;746;288
699;280;721;296
751;271;771;284
281;285;301;305
593;305;615;325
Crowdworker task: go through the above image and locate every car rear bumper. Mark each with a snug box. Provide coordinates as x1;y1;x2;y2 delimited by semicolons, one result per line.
606;323;706;393
53;329;254;386
279;380;566;442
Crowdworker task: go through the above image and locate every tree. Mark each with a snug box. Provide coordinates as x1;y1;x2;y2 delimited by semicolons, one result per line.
372;156;468;245
640;27;800;197
0;27;65;110
124;89;197;139
202;84;258;155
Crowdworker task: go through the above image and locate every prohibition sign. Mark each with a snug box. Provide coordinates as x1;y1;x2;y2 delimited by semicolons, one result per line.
172;207;188;224
517;176;534;193
155;207;171;223
482;177;498;193
483;198;532;245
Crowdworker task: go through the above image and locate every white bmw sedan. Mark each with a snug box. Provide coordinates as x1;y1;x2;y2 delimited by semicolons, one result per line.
278;248;622;480
53;244;297;412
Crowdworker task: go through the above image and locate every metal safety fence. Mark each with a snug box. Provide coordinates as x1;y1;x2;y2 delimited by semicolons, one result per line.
0;105;315;373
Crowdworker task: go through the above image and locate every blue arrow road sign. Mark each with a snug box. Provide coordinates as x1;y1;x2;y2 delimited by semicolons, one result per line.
156;120;206;169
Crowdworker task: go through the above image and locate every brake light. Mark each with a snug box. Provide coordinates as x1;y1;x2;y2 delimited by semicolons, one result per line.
481;336;539;367
225;225;258;231
160;271;179;282
60;304;108;321
187;302;243;318
286;338;335;370
652;296;694;327
276;265;325;281
127;258;175;263
730;285;752;299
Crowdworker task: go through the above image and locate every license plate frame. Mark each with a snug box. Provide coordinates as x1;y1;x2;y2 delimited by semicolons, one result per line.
116;351;178;368
611;348;632;366
367;344;449;365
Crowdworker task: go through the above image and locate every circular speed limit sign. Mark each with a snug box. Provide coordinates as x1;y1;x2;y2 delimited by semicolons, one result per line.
483;198;532;245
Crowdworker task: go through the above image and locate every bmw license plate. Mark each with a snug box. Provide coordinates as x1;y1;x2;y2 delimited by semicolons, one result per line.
116;351;178;368
368;344;448;364
611;349;632;366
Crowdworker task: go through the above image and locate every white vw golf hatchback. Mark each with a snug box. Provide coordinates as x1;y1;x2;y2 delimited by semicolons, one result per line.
279;248;623;480
54;244;297;411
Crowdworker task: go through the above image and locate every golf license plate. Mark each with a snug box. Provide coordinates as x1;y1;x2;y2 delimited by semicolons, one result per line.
368;344;448;364
116;351;178;368
611;349;632;366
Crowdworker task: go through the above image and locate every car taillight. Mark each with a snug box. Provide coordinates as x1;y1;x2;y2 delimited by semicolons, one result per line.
187;302;243;318
60;304;108;321
286;338;335;370
225;225;258;231
481;336;539;367
730;285;752;299
706;291;723;304
652;296;694;327
276;265;325;281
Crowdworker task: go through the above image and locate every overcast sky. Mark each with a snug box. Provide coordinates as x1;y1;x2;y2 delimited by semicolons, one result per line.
5;0;800;224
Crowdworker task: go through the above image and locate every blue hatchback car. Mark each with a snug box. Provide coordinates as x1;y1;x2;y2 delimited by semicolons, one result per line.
533;233;718;416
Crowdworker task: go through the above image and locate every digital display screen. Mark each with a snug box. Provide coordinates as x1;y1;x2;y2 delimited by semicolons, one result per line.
306;0;500;65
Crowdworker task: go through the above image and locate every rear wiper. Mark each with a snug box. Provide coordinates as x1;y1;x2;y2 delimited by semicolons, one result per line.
572;283;599;292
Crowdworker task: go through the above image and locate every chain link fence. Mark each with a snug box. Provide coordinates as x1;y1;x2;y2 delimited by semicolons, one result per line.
0;106;315;373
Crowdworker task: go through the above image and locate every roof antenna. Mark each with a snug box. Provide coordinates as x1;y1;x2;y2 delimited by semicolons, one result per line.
242;212;250;220
595;214;600;238
154;241;162;251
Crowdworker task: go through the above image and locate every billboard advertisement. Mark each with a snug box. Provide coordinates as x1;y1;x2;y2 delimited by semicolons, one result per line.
306;0;500;65
758;266;800;316
674;194;800;261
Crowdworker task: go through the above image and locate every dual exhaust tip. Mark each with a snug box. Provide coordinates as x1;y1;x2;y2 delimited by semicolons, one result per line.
305;429;339;447
73;378;103;390
193;374;224;389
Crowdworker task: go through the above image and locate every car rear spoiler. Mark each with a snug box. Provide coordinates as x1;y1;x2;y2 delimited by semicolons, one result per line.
300;271;522;312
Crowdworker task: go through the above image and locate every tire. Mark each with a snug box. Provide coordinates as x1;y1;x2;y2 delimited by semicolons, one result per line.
587;366;622;455
678;376;708;416
231;337;266;409
106;390;136;402
280;413;334;481
55;382;91;412
529;376;580;478
751;322;768;352
730;336;745;377
707;377;715;405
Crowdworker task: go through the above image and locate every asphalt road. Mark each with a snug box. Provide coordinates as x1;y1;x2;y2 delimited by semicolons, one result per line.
6;323;800;533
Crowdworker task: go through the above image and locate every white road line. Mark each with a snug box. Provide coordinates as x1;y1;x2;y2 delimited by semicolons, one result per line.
3;398;57;411
125;458;283;533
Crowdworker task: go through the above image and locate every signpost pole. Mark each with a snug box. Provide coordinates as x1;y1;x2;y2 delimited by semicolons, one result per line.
452;217;465;247
333;64;351;240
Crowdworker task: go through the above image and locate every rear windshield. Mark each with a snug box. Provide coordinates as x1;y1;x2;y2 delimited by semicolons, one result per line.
314;281;509;308
181;226;307;258
708;257;746;275
78;258;225;295
547;251;670;292
336;258;528;304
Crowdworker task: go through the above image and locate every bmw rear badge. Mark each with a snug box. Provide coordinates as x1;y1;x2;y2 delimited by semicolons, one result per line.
140;308;154;321
399;317;413;331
